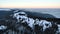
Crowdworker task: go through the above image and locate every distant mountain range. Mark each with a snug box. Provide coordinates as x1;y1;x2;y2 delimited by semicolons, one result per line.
0;9;60;22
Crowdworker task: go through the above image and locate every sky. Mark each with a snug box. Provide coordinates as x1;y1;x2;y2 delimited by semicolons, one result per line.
0;0;60;8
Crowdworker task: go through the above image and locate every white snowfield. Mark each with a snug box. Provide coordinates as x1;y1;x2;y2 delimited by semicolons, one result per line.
57;25;60;32
13;11;53;31
26;18;35;29
13;11;35;29
13;11;27;22
0;25;7;30
39;20;52;31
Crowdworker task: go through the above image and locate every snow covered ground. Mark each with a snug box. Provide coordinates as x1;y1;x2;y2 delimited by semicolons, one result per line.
0;8;60;34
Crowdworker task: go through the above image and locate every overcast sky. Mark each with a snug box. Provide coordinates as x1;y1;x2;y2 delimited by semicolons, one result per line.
0;0;60;8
